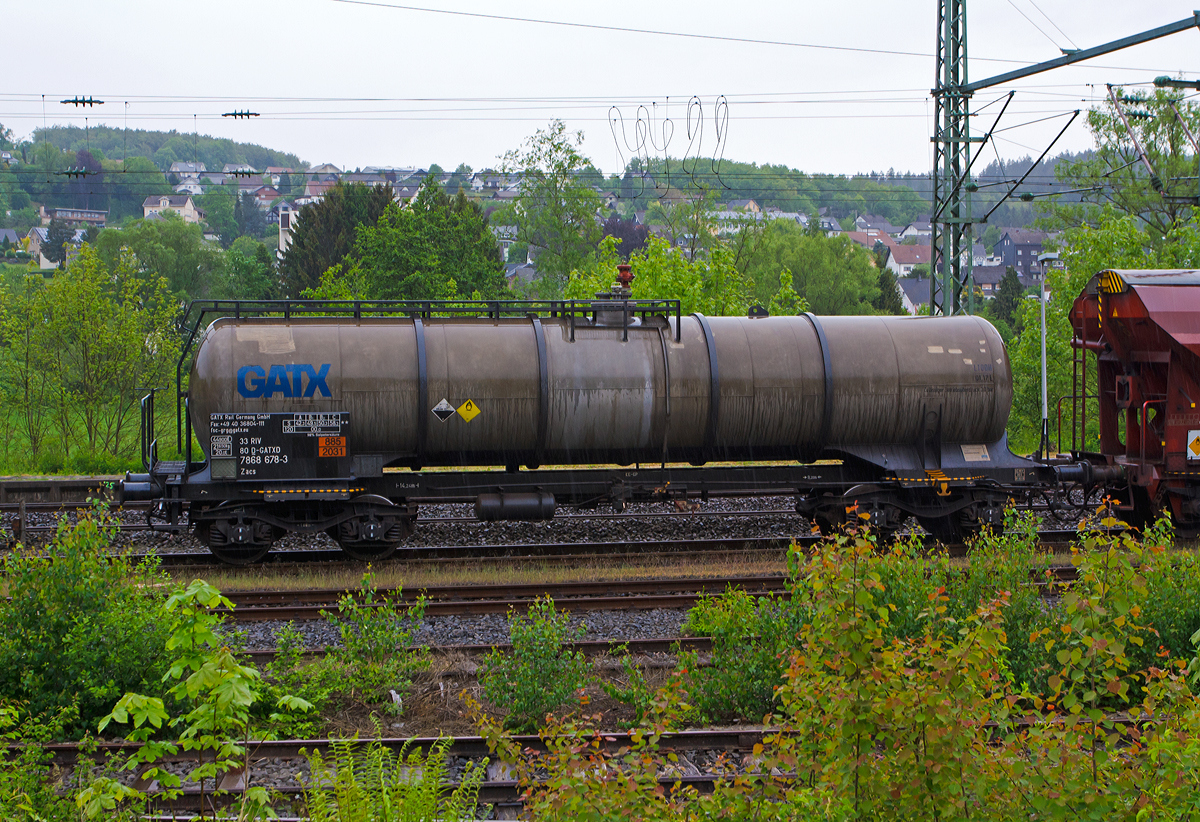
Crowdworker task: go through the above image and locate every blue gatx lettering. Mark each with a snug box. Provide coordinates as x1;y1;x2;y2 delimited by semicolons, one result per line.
237;364;332;398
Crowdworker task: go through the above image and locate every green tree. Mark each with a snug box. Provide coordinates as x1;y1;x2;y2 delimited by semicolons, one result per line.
767;269;809;316
219;236;277;299
872;267;906;315
741;219;880;314
110;156;172;222
198;187;236;246
93;211;224;299
306;177;507;301
501;121;603;295
235;190;266;238
644;192;721;262
277;171;295;198
565;235;752;316
980;224;1001;252
43;217;74;265
0;276;58;458
992;267;1026;327
279;181;394;296
1045;88;1200;239
42;245;180;456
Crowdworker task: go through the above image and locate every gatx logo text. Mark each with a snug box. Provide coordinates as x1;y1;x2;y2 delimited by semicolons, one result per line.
237;364;332;398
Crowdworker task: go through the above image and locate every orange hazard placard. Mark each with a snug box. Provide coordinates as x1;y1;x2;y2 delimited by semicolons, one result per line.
318;436;346;458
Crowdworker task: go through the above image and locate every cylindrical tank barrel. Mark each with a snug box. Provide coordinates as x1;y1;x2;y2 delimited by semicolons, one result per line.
475;491;556;521
187;313;1011;468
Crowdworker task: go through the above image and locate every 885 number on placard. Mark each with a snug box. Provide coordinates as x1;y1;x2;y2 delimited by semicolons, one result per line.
318;436;346;458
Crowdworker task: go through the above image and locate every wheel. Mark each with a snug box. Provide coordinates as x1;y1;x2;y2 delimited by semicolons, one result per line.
333;495;415;562
196;519;278;565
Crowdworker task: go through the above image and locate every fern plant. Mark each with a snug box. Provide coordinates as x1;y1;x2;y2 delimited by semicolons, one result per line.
303;736;487;821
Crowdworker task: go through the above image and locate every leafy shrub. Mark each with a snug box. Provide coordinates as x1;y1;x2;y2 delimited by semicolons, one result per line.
0;508;172;735
1130;517;1200;672
679;587;804;724
866;531;948;640
320;573;428;702
480;596;590;733
598;646;655;728
304;735;487;821
263;621;332;738
87;579;312;819
0;703;89;822
945;509;1056;690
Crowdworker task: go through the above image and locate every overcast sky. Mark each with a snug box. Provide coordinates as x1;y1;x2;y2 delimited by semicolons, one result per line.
4;1;1198;176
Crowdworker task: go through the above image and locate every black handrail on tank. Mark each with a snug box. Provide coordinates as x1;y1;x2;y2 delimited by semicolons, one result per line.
173;298;683;453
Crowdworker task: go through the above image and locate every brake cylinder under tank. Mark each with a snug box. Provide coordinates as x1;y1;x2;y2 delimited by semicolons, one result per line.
187;310;1011;469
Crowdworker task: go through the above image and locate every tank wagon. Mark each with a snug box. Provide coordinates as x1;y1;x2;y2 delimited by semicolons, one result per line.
126;276;1090;564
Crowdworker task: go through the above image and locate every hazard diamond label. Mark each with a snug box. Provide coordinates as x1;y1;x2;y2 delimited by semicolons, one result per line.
1189;430;1200;460
457;399;481;422
431;399;455;422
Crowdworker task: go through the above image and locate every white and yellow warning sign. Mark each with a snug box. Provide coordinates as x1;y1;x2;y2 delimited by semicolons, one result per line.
457;399;480;422
1189;430;1200;460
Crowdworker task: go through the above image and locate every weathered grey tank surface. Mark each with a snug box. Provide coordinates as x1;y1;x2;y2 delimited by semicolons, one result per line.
187;313;1010;469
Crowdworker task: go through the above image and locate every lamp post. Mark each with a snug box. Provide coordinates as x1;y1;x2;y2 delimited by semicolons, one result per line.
1036;252;1060;458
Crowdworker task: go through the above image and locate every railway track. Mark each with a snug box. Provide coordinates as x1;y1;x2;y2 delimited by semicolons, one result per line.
221;573;787;621
219;565;1082;627
35;728;768;814
148;528;1094;569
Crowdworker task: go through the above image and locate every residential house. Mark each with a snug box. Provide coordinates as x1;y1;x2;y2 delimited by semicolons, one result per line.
362;165;417;176
993;228;1049;276
304;175;339;198
0;150;17;166
266;201;296;226
223;163;257;176
392;180;423;203
42;206;107;227
815;214;842;234
898;219;932;240
854;214;901;236
504;261;538;288
26;226;87;269
491;224;519;259
174;181;204;196
726;199;760;213
765;210;808;227
250;185;281;210
971;264;1008;296
264;166;294;187
142;194;205;224
898;276;932;315
844;229;899;255
884;244;931;277
309;163;342;175
342;172;388;187
169;161;206;180
277;202;300;255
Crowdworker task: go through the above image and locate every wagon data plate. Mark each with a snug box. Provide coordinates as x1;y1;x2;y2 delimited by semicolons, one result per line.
209;412;351;480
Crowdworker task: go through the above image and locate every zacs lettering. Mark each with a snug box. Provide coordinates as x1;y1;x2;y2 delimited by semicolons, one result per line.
237;364;332;399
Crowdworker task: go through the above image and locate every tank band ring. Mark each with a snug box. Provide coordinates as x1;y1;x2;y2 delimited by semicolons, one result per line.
413;316;428;465
531;316;549;468
804;312;834;451
693;313;720;452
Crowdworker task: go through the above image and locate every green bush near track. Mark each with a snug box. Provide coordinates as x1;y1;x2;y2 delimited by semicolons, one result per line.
0;506;173;737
